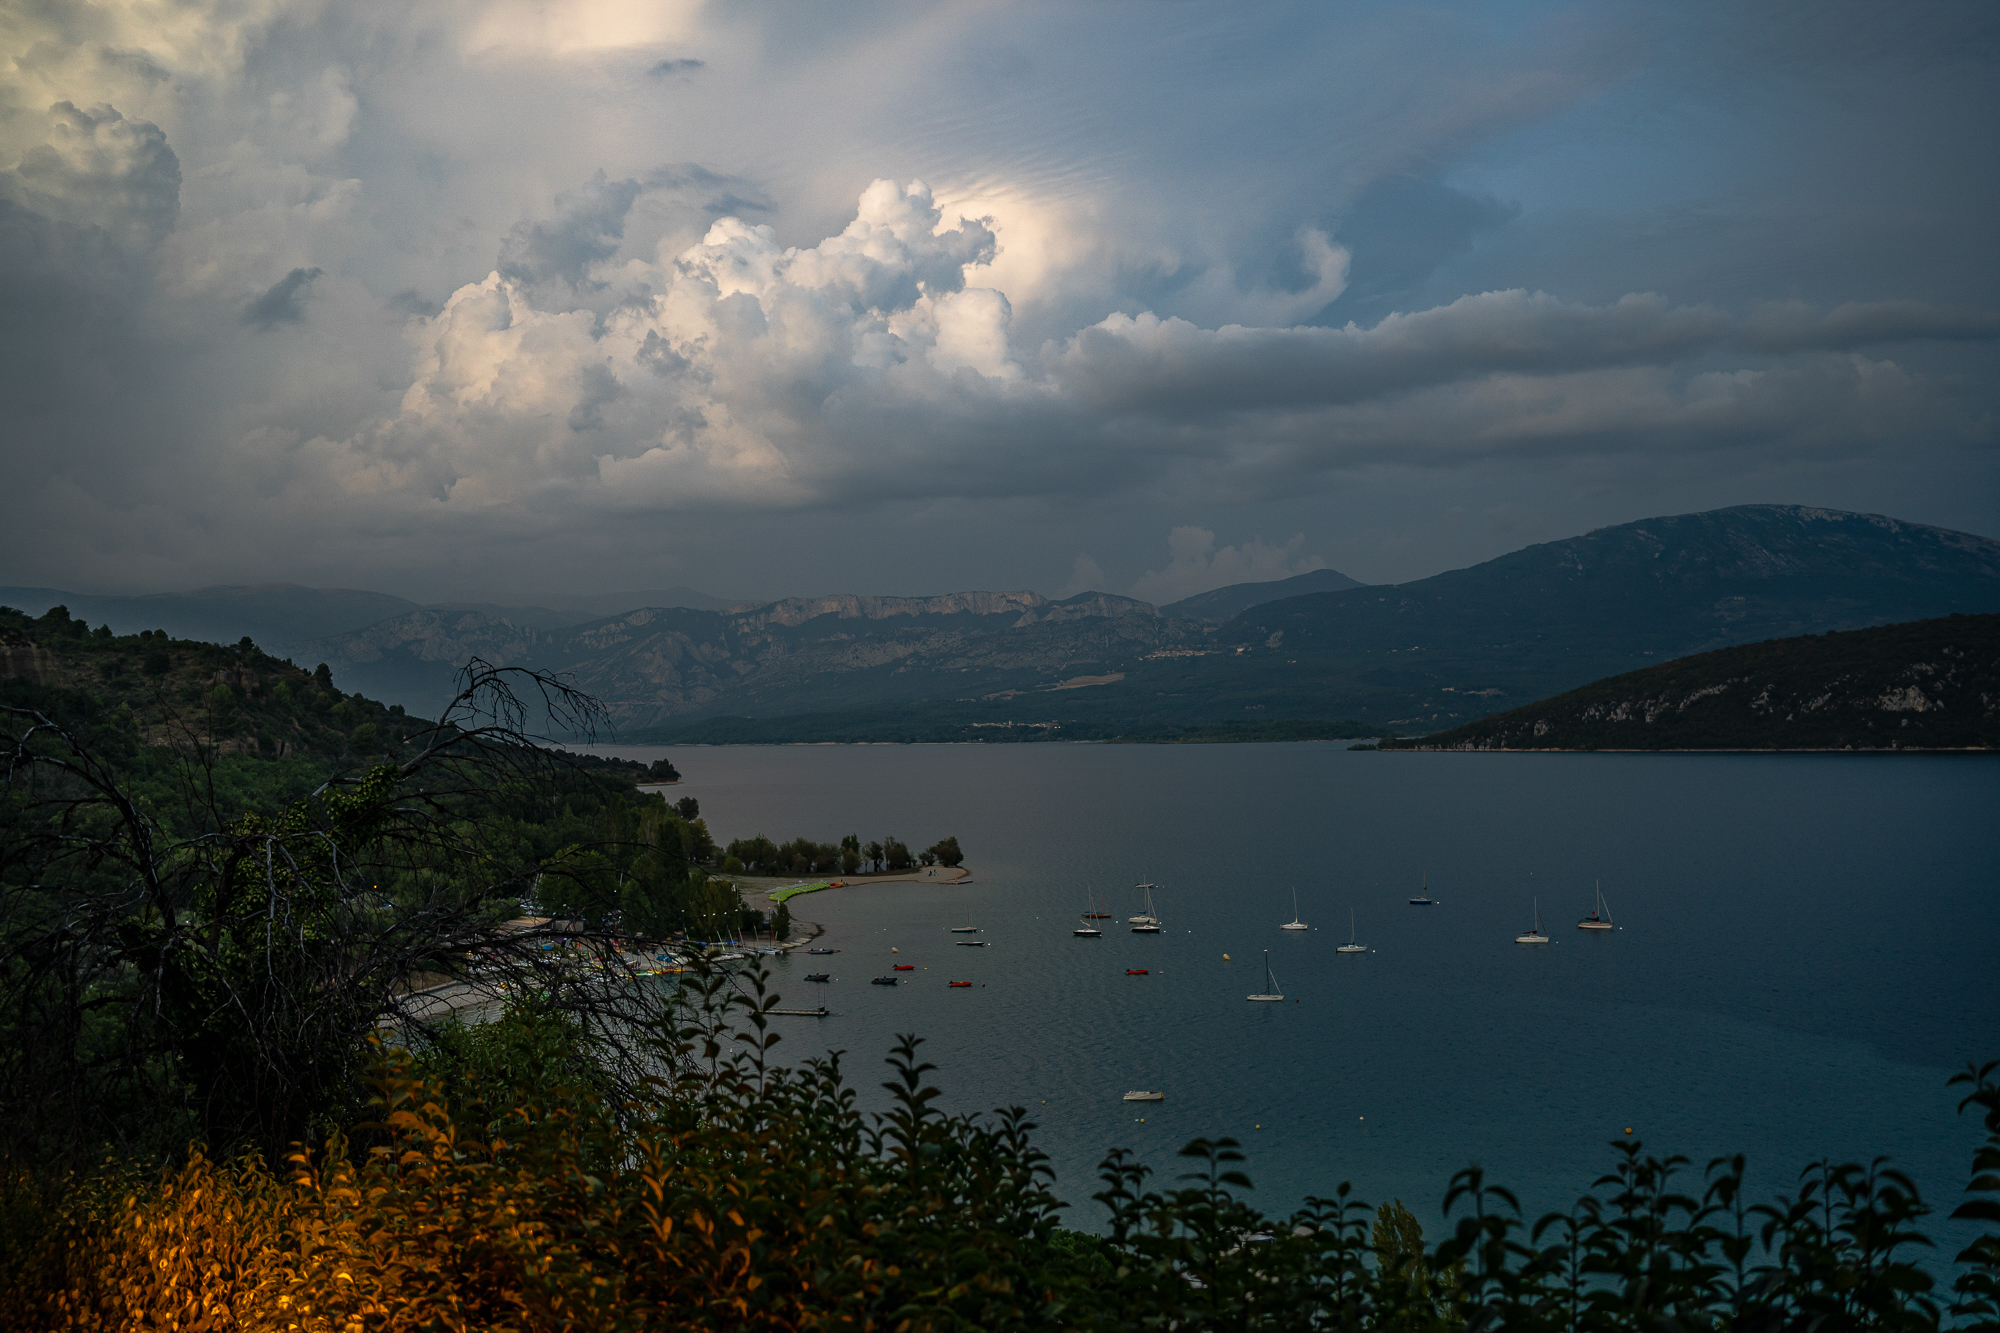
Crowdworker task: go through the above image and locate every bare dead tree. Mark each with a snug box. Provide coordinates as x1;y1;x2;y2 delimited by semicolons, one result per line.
0;659;693;1169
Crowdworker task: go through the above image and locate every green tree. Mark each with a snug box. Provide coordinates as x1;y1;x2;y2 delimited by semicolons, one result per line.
863;839;884;872
926;835;964;867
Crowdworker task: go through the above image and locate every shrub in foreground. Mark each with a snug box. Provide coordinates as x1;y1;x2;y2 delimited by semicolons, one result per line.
4;973;1996;1331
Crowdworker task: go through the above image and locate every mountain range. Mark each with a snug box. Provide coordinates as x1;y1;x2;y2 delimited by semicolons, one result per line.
8;505;1997;741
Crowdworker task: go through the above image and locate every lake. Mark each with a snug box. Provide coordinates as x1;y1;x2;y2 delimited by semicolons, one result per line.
584;741;2000;1243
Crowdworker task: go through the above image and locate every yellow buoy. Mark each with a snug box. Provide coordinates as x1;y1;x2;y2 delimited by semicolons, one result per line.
1223;953;1231;961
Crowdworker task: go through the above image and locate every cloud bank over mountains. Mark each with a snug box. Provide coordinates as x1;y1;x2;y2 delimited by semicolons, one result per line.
0;0;1995;601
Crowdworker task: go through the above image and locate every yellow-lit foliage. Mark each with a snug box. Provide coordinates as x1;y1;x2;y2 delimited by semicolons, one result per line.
9;1020;1076;1332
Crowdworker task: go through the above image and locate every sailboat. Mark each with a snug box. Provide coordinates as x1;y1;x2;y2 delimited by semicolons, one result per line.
1247;949;1284;1001
1281;888;1308;931
1577;882;1615;931
1128;883;1161;926
1515;897;1549;945
1075;890;1104;936
1335;908;1366;954
1409;875;1437;906
950;904;979;934
1081;888;1111;920
1130;884;1162;933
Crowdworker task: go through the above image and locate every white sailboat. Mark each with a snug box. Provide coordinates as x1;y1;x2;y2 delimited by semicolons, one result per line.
1131;884;1162;933
1577;882;1615;931
1336;908;1366;954
1248;949;1284;1001
1128;882;1160;926
1075;890;1104;937
1515;897;1549;945
1281;887;1308;931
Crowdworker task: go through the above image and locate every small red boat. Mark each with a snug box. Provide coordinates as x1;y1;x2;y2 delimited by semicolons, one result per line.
1126;968;1149;975
949;981;971;987
893;964;915;971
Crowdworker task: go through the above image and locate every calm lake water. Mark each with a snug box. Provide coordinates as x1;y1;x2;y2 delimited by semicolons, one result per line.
585;742;2000;1241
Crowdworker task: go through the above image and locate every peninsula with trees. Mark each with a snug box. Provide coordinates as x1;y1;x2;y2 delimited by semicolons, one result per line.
1379;612;1998;751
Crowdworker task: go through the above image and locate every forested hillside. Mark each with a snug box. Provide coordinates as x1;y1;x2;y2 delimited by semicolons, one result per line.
1379;612;2000;751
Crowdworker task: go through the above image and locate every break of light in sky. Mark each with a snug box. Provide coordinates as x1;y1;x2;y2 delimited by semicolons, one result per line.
2;0;1996;605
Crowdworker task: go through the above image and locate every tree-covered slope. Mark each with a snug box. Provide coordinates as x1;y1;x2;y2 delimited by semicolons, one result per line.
1379;612;2000;750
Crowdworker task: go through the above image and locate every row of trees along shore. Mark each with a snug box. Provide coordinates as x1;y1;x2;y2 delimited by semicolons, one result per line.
2;604;1997;1329
722;831;965;877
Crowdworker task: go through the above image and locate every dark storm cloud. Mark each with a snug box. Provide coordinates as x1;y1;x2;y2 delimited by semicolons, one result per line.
1045;294;2000;417
4;102;179;251
242;267;324;329
0;0;1992;603
498;174;642;289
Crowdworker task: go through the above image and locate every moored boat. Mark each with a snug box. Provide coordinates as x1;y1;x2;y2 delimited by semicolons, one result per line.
1515;898;1550;945
1123;1090;1165;1102
1247;950;1284;1001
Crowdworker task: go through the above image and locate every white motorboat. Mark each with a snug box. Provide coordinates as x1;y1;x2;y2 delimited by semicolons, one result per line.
1335;908;1366;954
1281;887;1308;931
1515;897;1549;945
1578;882;1615;931
1123;1090;1165;1102
1248;949;1284;1001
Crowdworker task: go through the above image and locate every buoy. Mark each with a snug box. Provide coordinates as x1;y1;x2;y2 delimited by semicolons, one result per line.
891;947;899;953
1625;1127;1633;1135
1223;953;1231;961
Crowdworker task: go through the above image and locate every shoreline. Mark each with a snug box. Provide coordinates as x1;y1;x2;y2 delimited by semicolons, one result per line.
731;865;974;953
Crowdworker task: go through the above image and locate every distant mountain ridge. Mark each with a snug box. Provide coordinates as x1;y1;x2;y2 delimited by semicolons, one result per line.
1378;613;1999;750
1161;567;1367;621
12;506;1996;742
305;589;1184;727
1192;504;2000;732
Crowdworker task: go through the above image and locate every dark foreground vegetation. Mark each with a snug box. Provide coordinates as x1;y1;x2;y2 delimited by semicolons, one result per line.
1381;613;1999;752
4;604;1997;1330
1;989;1995;1331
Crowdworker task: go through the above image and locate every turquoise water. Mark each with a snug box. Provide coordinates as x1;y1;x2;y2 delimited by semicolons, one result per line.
591;742;2000;1239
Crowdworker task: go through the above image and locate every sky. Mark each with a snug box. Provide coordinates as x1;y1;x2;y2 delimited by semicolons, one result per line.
2;0;1996;607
